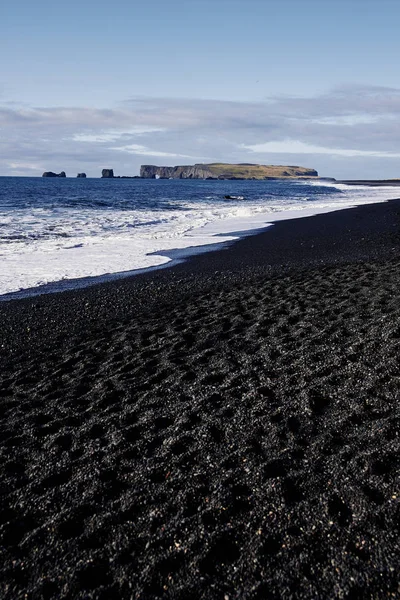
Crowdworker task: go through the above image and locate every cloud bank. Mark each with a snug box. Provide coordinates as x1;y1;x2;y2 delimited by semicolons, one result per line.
1;84;400;178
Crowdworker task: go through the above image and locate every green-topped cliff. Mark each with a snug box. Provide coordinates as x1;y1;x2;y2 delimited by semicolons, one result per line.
140;163;318;180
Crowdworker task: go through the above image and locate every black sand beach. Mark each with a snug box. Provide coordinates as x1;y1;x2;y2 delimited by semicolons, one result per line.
0;200;399;599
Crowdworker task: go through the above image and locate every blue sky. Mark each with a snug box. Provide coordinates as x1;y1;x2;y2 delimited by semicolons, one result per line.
2;0;400;178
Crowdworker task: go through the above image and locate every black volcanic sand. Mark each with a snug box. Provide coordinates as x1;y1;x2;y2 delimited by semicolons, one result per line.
1;201;400;599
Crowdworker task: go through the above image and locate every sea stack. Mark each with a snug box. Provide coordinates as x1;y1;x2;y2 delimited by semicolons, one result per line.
77;173;87;178
101;169;114;178
42;171;66;178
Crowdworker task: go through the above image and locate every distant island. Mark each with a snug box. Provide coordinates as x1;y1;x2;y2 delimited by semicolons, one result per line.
42;171;87;178
42;171;66;178
140;163;319;180
43;164;324;180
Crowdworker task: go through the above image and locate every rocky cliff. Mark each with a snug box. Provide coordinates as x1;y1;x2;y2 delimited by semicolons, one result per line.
140;163;318;180
140;165;215;179
101;169;114;178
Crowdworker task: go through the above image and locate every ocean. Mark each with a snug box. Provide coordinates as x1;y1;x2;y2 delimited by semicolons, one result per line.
1;177;399;299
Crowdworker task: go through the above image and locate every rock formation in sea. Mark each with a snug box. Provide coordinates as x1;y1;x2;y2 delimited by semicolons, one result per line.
77;173;87;178
42;171;66;178
140;163;319;180
101;169;114;178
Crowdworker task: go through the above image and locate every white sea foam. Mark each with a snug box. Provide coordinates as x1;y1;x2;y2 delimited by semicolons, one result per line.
1;181;399;298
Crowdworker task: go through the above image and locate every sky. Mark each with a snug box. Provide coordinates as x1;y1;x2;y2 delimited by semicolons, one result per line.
2;0;400;178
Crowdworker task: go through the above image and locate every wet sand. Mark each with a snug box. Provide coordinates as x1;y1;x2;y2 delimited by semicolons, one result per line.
0;200;399;599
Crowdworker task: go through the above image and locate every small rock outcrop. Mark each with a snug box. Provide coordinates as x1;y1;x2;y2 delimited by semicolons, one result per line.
101;169;114;178
42;171;66;178
77;173;87;178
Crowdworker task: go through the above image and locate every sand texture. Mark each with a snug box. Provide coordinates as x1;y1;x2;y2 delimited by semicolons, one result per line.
0;201;400;599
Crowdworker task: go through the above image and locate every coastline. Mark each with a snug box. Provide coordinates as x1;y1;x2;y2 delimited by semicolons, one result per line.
0;203;354;302
338;179;400;186
0;199;399;599
3;176;400;299
2;198;400;359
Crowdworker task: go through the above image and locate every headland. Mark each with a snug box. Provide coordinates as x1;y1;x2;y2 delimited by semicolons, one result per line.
140;163;319;179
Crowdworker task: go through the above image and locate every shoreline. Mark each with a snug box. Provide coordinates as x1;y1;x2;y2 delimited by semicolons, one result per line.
0;199;399;599
0;203;349;303
1;197;400;365
338;179;400;186
1;198;400;349
0;197;391;303
3;178;400;299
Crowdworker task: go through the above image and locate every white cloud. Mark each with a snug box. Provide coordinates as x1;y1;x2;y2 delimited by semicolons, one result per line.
242;140;400;158
111;144;201;159
71;126;166;143
8;161;45;171
308;115;381;126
